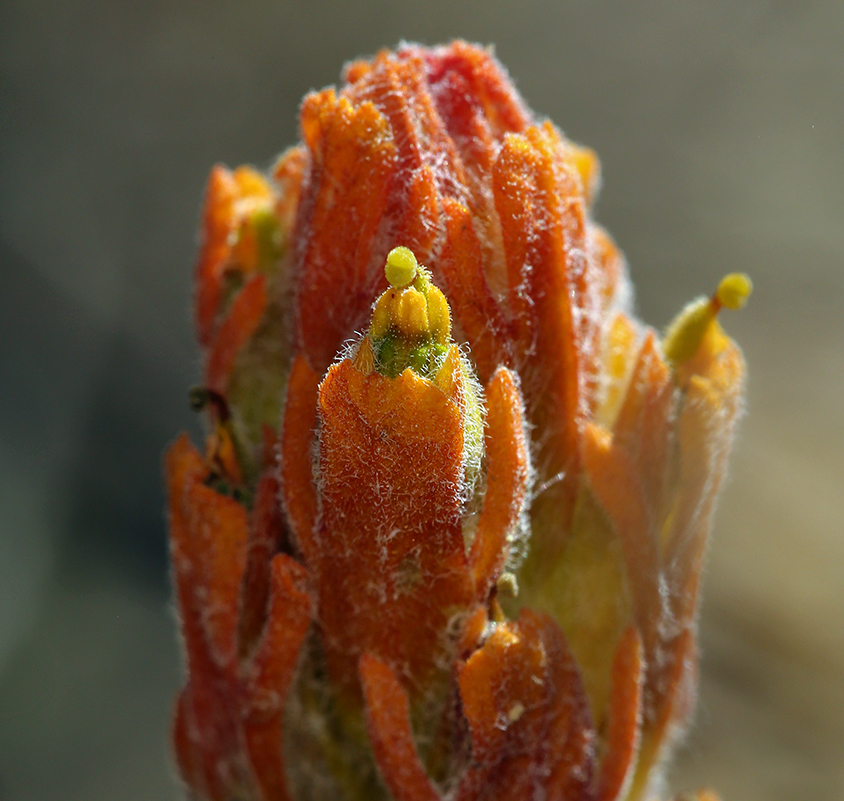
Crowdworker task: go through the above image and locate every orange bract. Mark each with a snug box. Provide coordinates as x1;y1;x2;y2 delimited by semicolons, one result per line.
457;610;595;801
167;436;312;801
194;165;274;348
360;653;442;801
315;356;472;699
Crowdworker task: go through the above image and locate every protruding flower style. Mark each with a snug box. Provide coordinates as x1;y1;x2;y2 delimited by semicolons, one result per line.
167;41;749;801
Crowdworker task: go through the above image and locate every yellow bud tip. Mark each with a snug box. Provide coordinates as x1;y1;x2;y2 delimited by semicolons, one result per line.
385;246;418;288
716;273;753;310
664;273;752;367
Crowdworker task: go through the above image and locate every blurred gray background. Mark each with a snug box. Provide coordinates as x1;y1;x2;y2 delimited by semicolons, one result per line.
1;1;842;799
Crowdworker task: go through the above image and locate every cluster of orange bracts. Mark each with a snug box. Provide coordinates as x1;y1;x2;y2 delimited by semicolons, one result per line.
167;42;747;801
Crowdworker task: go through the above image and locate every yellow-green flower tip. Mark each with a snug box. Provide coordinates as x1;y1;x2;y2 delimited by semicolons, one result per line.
366;249;454;379
663;272;752;367
662;297;712;366
385;246;418;288
716;273;752;310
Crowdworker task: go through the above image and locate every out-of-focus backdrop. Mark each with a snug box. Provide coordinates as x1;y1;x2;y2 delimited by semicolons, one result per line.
1;1;842;799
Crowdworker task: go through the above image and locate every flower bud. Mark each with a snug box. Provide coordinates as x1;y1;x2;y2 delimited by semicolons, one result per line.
167;41;746;801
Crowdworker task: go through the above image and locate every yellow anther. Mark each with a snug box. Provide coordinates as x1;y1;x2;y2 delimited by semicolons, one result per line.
663;273;752;366
370;293;392;341
425;285;451;344
385;246;418;287
394;288;430;338
716;273;752;310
